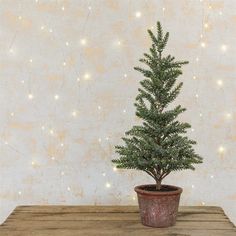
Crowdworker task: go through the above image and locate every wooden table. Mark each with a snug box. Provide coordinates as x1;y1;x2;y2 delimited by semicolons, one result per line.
0;206;235;235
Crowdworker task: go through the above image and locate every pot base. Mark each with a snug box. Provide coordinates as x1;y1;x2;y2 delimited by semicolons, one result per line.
135;184;182;228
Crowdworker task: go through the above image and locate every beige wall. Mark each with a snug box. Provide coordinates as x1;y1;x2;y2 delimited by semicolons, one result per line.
0;0;236;225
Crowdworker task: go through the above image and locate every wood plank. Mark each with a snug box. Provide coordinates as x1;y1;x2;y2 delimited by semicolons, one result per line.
0;206;235;236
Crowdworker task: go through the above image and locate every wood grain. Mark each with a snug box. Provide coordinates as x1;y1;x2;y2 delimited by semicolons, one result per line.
0;206;235;236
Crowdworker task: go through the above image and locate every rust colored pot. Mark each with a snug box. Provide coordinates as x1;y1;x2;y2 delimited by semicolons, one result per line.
134;184;182;228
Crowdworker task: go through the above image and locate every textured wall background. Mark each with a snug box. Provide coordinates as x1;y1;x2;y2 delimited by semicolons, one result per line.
0;0;236;225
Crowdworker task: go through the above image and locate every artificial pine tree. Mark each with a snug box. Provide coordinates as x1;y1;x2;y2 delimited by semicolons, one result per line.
112;22;203;191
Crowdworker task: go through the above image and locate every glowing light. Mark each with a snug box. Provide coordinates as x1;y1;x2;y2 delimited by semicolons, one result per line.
98;106;102;110
225;113;232;119
77;77;80;82
51;156;55;160
102;172;106;177
210;175;214;179
191;185;195;188
135;11;142;18
221;44;228;52
18;16;22;20
98;138;102;143
199;113;203;117
40;25;45;30
67;187;71;191
191;128;195;132
219;11;223;15
54;94;59;100
208;5;212;9
106;182;111;188
49;29;53;33
218;146;225;153
195;94;199;98
18;191;22;195
196;57;199;62
113;166;117;172
200;42;206;48
4;141;8;145
162;7;166;12
132;196;136;201
28;93;34;100
29;59;33;63
200;34;203;39
88;6;92;10
124;74;127;78
61;6;65;11
21;80;25;84
117;40;121;46
83;73;91;80
204;23;209;29
10;112;14;117
72;111;77;117
49;129;54;135
60;143;64;147
123;109;126;113
9;48;14;54
31;161;36;166
80;39;87;45
217;80;223;87
193;76;197;80
63;62;66;66
201;201;205;206
65;41;69;46
105;137;109;140
61;171;65;176
41;126;45;130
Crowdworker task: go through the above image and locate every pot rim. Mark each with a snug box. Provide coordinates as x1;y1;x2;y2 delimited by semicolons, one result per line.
134;184;183;196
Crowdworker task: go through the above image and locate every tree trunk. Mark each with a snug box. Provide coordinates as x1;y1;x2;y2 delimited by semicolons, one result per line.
155;179;162;191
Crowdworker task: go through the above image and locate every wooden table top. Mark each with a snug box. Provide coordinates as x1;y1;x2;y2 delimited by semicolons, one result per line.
0;205;235;235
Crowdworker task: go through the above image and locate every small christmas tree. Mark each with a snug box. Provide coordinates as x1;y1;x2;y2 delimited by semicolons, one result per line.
112;22;202;191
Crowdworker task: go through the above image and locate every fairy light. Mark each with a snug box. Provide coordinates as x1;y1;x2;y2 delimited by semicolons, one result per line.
217;80;223;87
77;77;80;82
71;111;77;117
80;39;87;45
88;6;92;10
117;40;121;46
210;175;214;179
200;42;206;48
31;161;36;166
18;191;22;195
98;106;102;110
195;94;199;98
219;11;223;15
208;5;212;9
41;126;45;130
9;48;14;54
65;41;69;46
51;156;55;160
21;80;25;84
191;184;195;188
98;138;102;143
200;34;203;39
10;112;14;117
193;76;197;80
218;146;225;153
113;166;117;172
102;172;106;177
124;74;127;78
221;44;228;52
60;143;64;147
106;182;111;188
162;7;166;12
54;94;59;100
61;6;65;11
49;129;54;135
105;137;109;140
225;113;232;119
29;59;33;63
67;187;71;191
196;57;199;62
201;201;205;206
61;171;65;176
123;109;126;113
135;11;142;18
40;25;45;30
28;93;34;100
18;16;22;20
132;196;136;201
199;113;203;117
204;23;209;29
63;62;66;66
49;28;53;33
191;128;195;132
4;141;8;145
83;73;91;80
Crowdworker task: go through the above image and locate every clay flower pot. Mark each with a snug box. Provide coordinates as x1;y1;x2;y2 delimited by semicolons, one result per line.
134;184;183;228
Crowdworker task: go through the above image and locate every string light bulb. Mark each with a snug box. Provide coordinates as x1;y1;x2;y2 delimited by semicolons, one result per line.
200;42;206;48
124;74;127;78
83;73;91;80
204;23;209;29
54;94;59;100
217;80;223;87
28;93;34;100
113;167;117;172
221;44;228;52
72;111;77;117
135;11;142;18
106;182;111;188
80;39;87;46
218;146;225;153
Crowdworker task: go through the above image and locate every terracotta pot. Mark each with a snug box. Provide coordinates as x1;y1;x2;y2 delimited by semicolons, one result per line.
134;184;182;228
